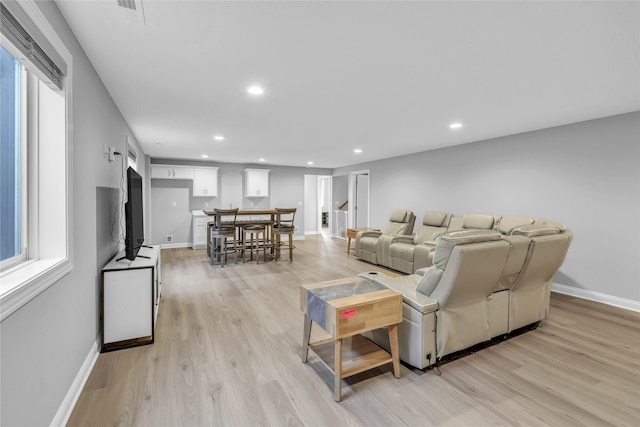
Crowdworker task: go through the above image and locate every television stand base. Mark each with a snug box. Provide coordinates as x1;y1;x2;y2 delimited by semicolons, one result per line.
116;254;151;262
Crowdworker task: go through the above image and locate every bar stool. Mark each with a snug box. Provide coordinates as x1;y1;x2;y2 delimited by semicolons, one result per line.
209;208;240;267
243;224;267;264
274;207;297;261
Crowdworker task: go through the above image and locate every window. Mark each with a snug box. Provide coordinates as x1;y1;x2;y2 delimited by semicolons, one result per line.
0;1;72;321
0;46;25;269
127;135;138;170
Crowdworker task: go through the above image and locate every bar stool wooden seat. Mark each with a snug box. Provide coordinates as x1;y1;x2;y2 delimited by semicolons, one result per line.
208;208;240;267
274;208;297;261
243;223;267;264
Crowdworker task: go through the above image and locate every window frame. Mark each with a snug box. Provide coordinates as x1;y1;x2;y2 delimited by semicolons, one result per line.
0;0;73;322
0;50;27;271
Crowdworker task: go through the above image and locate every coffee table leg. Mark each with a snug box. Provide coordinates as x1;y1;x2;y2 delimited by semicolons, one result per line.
388;323;400;378
302;315;312;363
334;338;343;401
346;237;351;254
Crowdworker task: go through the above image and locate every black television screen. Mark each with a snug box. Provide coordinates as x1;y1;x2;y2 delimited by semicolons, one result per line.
124;167;144;260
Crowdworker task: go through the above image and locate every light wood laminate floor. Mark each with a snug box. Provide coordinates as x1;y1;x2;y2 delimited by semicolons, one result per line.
68;235;640;426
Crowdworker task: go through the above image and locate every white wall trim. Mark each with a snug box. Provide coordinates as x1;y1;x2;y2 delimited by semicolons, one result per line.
160;242;191;249
552;283;640;313
50;339;100;427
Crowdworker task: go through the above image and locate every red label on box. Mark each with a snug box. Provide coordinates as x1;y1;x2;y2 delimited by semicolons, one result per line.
341;308;356;319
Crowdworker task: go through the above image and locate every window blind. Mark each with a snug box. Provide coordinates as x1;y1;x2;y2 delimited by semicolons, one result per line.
0;3;65;89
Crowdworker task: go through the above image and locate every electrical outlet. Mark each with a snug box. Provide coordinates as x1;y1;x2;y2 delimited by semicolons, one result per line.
165;235;173;243
108;146;115;162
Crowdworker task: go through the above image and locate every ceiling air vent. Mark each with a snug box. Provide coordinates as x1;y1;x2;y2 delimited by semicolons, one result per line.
117;0;136;10
117;0;146;25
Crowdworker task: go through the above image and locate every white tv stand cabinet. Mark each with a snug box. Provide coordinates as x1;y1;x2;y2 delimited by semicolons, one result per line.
101;245;161;352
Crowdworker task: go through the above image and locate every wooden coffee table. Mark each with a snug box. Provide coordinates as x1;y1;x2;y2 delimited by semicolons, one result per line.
346;227;380;254
300;277;402;401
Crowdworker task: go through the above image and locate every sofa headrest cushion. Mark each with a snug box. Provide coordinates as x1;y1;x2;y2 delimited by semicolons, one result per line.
512;225;561;237
434;229;502;269
389;209;408;223
498;216;535;235
461;213;495;230
423;211;449;227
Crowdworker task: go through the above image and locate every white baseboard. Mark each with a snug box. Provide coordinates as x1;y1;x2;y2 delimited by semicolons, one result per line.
50;338;100;427
160;242;191;249
552;283;640;312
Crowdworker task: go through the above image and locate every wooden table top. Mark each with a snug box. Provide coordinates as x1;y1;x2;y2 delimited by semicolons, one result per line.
202;208;276;216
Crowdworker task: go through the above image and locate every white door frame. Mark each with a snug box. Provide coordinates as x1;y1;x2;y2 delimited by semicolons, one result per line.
349;169;370;228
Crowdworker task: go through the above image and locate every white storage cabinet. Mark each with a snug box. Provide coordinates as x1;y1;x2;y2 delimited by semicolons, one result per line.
245;168;270;197
192;211;210;249
150;165;194;180
193;167;218;197
101;245;161;352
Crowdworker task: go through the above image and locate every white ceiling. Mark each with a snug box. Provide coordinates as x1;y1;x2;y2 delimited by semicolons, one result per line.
56;0;639;169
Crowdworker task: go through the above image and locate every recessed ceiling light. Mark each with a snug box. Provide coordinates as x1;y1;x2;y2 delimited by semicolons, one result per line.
354;149;362;154
247;85;264;95
213;135;224;141
450;122;463;129
307;161;314;165
259;158;266;162
201;154;209;158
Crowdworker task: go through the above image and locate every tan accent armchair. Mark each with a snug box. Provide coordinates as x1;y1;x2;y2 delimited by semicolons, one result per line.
354;209;415;265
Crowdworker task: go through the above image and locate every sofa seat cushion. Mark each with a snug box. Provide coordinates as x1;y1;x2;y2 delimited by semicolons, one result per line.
389;242;416;262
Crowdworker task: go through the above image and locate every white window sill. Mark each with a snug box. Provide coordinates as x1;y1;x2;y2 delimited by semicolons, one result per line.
0;257;72;321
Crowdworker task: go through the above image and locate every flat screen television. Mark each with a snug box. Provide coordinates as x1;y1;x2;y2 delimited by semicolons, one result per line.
123;167;145;261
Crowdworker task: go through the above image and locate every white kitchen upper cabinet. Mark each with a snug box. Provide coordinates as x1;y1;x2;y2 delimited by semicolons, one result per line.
245;169;270;197
193;167;218;197
150;165;194;180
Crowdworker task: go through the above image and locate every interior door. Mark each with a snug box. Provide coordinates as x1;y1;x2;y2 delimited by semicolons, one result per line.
355;173;369;228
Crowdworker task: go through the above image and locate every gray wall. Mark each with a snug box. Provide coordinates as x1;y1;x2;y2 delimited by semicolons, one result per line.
1;3;636;425
150;159;331;245
334;112;640;303
0;2;146;425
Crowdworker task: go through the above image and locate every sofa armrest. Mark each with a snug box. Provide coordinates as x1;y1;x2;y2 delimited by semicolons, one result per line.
389;235;414;245
358;230;382;239
358;272;439;314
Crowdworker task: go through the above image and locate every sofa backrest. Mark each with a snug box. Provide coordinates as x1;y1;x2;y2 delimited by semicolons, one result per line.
382;209;416;235
497;215;536;235
496;234;531;291
446;216;463;232
508;224;573;331
416;229;506;296
461;213;495;230
413;211;452;244
415;229;510;357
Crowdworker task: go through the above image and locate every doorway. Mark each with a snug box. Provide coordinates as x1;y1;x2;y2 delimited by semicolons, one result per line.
349;170;370;228
303;175;332;238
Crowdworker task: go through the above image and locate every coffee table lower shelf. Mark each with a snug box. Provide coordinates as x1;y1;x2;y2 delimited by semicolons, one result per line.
308;335;394;379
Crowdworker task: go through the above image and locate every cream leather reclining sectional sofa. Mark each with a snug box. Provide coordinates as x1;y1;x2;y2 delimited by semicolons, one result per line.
354;211;572;369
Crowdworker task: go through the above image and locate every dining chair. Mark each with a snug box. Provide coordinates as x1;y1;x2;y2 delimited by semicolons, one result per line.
208;208;240;266
273;208;297;261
